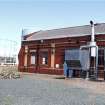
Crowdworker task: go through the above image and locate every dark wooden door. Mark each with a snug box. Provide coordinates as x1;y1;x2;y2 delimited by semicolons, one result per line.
98;48;104;78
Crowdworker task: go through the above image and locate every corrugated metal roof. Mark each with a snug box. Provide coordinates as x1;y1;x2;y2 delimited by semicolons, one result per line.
25;23;105;41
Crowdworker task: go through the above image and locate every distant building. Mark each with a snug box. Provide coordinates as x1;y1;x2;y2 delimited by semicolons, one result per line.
0;56;16;65
18;23;105;78
0;39;18;66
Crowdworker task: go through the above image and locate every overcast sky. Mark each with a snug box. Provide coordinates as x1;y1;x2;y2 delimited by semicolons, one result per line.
0;0;105;53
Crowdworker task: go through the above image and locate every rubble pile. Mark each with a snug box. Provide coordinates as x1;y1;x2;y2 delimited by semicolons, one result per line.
0;66;20;79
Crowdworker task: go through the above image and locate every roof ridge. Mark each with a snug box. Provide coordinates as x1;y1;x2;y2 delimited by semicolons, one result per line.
39;23;105;32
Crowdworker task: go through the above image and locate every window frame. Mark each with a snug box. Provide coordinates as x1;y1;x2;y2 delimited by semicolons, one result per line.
39;49;49;66
29;49;36;65
30;55;36;65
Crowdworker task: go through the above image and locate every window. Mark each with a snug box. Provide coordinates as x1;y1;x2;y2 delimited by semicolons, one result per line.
30;49;36;65
40;50;48;65
42;52;48;65
30;55;36;65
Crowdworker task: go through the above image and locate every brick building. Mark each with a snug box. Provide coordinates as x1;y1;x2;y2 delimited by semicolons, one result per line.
18;22;105;78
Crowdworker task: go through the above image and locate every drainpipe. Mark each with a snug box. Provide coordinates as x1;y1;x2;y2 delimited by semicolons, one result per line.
90;21;95;42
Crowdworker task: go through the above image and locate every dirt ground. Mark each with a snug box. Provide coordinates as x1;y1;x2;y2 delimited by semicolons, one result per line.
22;73;105;94
0;73;105;105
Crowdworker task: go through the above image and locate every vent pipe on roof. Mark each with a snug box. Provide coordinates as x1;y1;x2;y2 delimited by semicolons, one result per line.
89;21;96;57
90;20;95;42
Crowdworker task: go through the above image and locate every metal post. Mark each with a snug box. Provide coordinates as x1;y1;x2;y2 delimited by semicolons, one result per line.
80;45;98;80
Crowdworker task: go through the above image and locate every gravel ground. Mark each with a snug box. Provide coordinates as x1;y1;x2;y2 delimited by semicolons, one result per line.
0;73;105;105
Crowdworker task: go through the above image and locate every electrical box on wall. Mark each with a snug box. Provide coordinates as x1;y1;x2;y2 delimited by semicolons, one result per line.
89;42;96;57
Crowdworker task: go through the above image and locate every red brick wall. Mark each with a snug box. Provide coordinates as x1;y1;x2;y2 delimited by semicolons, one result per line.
18;35;105;78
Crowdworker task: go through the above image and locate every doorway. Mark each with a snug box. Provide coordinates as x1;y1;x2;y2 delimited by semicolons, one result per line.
98;48;105;78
